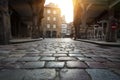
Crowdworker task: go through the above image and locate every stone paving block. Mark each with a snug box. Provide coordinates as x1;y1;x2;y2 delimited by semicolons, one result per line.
78;57;94;61
39;53;53;56
92;57;108;62
11;50;26;54
15;47;27;50
0;50;10;54
2;57;19;63
9;54;25;58
18;57;40;62
81;51;86;54
40;57;55;61
25;48;40;53
0;57;5;60
107;58;120;62
54;54;67;57
67;61;88;68
86;62;108;68
69;51;80;54
46;61;65;68
102;61;119;68
83;54;99;57
60;69;91;80
43;51;56;54
65;49;72;51
113;62;120;69
57;51;68;54
110;69;120;75
0;51;10;56
24;53;39;57
100;55;120;58
69;54;84;57
86;69;120;80
21;61;45;69
1;62;23;69
74;49;81;52
0;69;56;80
0;69;25;80
58;57;77;61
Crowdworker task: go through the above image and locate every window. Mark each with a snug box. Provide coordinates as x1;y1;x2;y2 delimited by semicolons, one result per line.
53;24;56;28
47;24;50;28
47;9;51;13
53;17;56;21
53;10;56;14
47;17;50;20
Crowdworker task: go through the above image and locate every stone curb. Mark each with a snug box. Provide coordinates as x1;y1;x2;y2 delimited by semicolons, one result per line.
10;38;43;44
76;39;120;47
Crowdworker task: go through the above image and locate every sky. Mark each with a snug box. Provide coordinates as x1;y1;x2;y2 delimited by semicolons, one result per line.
45;0;73;23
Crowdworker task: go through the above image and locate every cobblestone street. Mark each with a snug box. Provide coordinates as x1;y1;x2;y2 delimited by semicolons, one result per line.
0;38;120;80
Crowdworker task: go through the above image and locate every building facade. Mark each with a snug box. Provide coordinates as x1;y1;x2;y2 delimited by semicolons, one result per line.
41;3;62;38
73;0;120;42
61;24;68;38
0;0;45;44
68;22;74;38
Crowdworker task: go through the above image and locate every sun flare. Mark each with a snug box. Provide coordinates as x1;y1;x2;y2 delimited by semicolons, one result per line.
45;0;73;23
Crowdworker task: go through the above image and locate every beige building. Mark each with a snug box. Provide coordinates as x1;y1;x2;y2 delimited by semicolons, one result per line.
41;3;62;38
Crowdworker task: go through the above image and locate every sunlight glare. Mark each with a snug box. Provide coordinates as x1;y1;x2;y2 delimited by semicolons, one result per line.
45;0;73;23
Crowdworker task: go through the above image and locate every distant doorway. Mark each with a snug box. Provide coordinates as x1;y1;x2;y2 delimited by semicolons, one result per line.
46;31;57;38
52;31;57;38
46;31;51;38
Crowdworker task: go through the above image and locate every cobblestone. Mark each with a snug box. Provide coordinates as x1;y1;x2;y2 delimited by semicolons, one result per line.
86;62;108;68
69;54;84;57
2;57;19;63
110;69;120;75
107;58;120;62
60;69;91;80
18;57;40;62
57;51;68;54
0;38;120;80
66;61;88;68
0;69;56;80
54;54;67;57
91;57;108;62
86;69;120;80
24;53;39;57
77;57;94;61
9;53;25;58
46;61;65;68
21;61;45;69
58;57;77;61
69;51;81;54
40;57;55;61
39;53;53;56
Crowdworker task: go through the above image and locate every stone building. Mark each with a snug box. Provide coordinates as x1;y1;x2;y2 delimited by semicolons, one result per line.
0;0;45;44
41;3;62;38
68;22;74;38
61;23;68;38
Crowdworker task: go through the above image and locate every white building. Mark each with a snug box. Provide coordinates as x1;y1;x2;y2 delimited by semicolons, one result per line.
61;24;68;37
